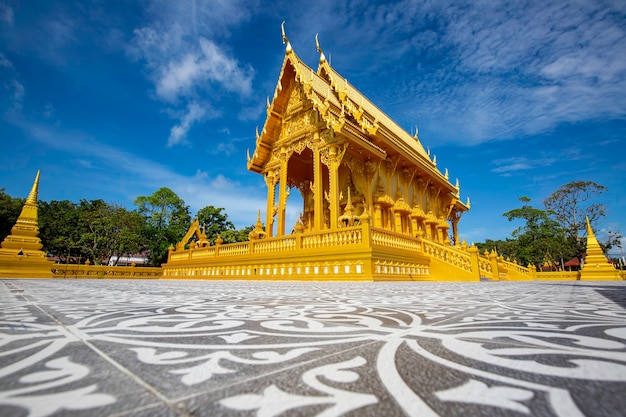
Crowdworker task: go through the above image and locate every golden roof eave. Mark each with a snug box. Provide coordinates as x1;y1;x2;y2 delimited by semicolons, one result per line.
249;39;462;197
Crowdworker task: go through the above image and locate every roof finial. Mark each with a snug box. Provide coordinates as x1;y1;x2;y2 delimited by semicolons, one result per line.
315;33;326;64
586;215;595;239
281;21;292;54
26;170;40;205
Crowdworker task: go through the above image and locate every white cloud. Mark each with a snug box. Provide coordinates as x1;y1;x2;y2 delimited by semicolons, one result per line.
0;53;12;67
0;54;24;114
0;4;13;24
128;1;257;147
198;38;253;96
290;0;626;145
153;38;253;103
491;155;557;175
167;102;211;147
7;116;266;227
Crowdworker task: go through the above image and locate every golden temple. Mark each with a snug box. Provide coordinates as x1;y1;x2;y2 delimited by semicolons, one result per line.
162;30;473;281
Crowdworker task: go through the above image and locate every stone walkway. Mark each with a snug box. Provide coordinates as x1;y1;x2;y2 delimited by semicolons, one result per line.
0;279;625;417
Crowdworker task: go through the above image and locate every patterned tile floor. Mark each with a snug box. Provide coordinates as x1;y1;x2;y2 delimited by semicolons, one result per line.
1;279;625;417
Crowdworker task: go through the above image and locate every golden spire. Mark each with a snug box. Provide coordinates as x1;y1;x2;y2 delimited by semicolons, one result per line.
315;33;326;64
0;170;49;260
26;169;40;205
580;215;617;279
586;216;596;240
248;210;267;240
281;21;292;54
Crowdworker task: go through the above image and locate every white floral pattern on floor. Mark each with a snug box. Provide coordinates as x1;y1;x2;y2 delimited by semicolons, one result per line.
1;279;625;416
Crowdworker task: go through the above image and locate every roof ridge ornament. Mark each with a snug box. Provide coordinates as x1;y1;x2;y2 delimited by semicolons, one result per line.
26;169;40;205
281;21;292;55
315;33;326;64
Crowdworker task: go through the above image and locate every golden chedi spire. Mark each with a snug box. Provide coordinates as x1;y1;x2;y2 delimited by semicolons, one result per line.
0;170;53;277
580;216;618;280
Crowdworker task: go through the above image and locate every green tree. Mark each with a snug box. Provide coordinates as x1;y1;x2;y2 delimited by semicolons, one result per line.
503;197;568;270
0;189;24;242
134;188;190;265
74;200;147;265
544;181;607;236
220;225;254;244
196;206;235;243
544;181;613;258
109;208;146;264
475;238;519;261
39;200;83;263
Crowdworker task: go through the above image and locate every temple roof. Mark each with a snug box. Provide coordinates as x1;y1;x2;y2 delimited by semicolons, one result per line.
247;32;463;202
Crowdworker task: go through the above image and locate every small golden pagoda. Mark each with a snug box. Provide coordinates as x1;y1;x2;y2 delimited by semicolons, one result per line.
580;216;619;280
162;29;471;281
0;170;53;278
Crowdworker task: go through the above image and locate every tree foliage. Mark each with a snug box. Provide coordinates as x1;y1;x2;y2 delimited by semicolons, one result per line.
220;225;254;244
196;205;235;243
39;200;83;262
0;186;254;266
474;238;519;260
0;188;24;242
544;181;607;240
134;188;191;265
75;200;145;265
503;197;569;269
39;199;146;264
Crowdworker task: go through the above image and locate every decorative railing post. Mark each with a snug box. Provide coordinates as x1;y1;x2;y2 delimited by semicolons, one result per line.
468;244;481;280
415;229;424;253
215;236;223;257
489;250;500;280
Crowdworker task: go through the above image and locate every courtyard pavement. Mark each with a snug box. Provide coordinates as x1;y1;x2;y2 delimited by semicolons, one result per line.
0;279;625;417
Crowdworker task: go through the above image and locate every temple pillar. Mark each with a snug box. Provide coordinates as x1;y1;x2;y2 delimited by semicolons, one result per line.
328;147;340;230
264;170;278;237
373;203;382;228
425;221;435;240
393;211;402;234
451;215;460;246
322;143;345;230
410;217;418;236
277;149;289;236
312;135;324;231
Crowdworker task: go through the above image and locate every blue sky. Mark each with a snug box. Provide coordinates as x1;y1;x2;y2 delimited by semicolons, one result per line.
1;0;625;256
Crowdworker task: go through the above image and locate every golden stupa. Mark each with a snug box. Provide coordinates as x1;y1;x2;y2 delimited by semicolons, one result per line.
0;170;53;278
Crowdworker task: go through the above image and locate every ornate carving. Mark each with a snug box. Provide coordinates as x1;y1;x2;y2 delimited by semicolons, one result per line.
285;84;303;114
320;143;347;167
343;153;365;177
292;138;307;154
264;168;280;188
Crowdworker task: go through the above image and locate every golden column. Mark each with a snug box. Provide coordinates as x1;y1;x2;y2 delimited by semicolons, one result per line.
312;133;324;231
277;147;289;236
324;143;344;230
264;169;278;237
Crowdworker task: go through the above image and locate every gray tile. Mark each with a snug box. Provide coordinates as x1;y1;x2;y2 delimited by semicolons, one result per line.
1;279;625;417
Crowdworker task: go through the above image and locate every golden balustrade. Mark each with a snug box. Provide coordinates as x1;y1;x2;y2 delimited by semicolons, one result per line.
370;228;422;252
301;226;363;249
216;242;250;256
422;240;472;272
